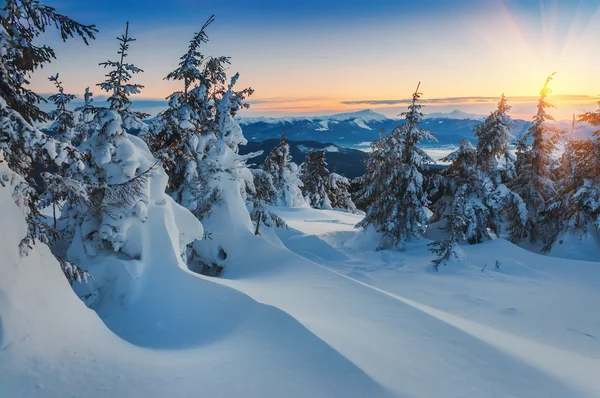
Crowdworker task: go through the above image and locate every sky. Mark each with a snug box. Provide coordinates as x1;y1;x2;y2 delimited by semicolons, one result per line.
30;0;600;120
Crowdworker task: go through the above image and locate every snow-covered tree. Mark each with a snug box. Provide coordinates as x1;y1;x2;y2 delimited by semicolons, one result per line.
0;0;96;123
356;83;436;250
328;172;358;213
428;185;468;270
540;113;600;251
579;98;600;129
301;150;332;209
145;16;257;275
65;109;156;259
97;22;148;133
73;87;97;144
430;96;526;245
47;73;76;143
262;131;304;206
510;73;562;243
474;94;516;181
0;0;94;261
248;169;287;235
432;140;492;243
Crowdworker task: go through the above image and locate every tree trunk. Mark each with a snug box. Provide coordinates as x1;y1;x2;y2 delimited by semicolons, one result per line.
254;213;261;235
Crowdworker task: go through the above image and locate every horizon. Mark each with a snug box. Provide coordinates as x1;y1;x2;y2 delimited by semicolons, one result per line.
30;0;600;119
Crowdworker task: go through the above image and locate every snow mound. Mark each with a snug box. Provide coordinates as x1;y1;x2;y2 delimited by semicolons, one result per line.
0;168;388;397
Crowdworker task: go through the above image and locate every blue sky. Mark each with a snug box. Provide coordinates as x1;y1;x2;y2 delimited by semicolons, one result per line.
31;0;600;119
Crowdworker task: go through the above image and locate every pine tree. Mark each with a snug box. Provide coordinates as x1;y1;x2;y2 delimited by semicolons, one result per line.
474;94;515;180
428;185;468;270
262;131;304;207
97;22;148;132
0;0;94;264
145;16;257;275
0;0;96;123
510;73;562;243
66;109;157;258
248;169;287;235
356;83;436;250
47;73;76;143
301;150;332;209
328;172;358;213
73;87;97;144
432;140;491;243
431;96;526;244
540;114;600;251
579;98;600;130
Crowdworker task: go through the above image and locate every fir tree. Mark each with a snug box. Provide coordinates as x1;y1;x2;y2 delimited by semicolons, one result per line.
428;184;468;270
578;98;600;130
47;73;76;143
510;73;562;243
433;140;491;243
262;131;304;207
97;22;148;131
301;150;332;209
540;115;600;251
0;0;94;263
66;110;157;258
73;87;97;144
356;83;435;250
0;0;96;123
431;96;526;245
328;172;358;213
474;94;515;180
248;169;287;235
145;16;257;275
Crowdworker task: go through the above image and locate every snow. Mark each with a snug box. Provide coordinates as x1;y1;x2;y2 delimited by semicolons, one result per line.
239;109;388;126
425;109;486;120
353;118;372;130
1;174;600;397
297;144;340;153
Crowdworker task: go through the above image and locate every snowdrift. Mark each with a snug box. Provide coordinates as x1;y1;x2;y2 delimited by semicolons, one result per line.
0;168;388;397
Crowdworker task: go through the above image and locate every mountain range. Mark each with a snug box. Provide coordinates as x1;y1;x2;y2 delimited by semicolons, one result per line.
238;109;530;147
239;109;595;149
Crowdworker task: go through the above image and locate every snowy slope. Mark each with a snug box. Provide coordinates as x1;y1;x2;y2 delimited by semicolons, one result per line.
2;174;600;397
0;172;388;398
259;207;600;397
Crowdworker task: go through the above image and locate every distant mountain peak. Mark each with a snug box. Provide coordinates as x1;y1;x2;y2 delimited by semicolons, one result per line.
319;109;388;122
424;109;485;120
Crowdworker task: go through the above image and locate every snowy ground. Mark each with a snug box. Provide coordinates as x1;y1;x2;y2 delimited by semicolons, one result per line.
1;190;600;397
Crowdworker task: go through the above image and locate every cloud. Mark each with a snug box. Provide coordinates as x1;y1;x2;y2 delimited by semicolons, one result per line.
341;95;599;106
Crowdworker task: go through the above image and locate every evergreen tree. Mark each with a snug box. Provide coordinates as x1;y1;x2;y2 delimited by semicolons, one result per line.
97;22;148;132
510;73;562;243
145;16;257;275
540;114;600;251
65;109;157;258
0;0;94;262
0;0;96;123
474;94;515;181
432;140;491;243
301;150;332;209
248;169;287;235
328;172;358;213
73;87;97;144
262;131;304;206
429;185;468;270
356;83;436;250
431;96;526;244
47;73;76;143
